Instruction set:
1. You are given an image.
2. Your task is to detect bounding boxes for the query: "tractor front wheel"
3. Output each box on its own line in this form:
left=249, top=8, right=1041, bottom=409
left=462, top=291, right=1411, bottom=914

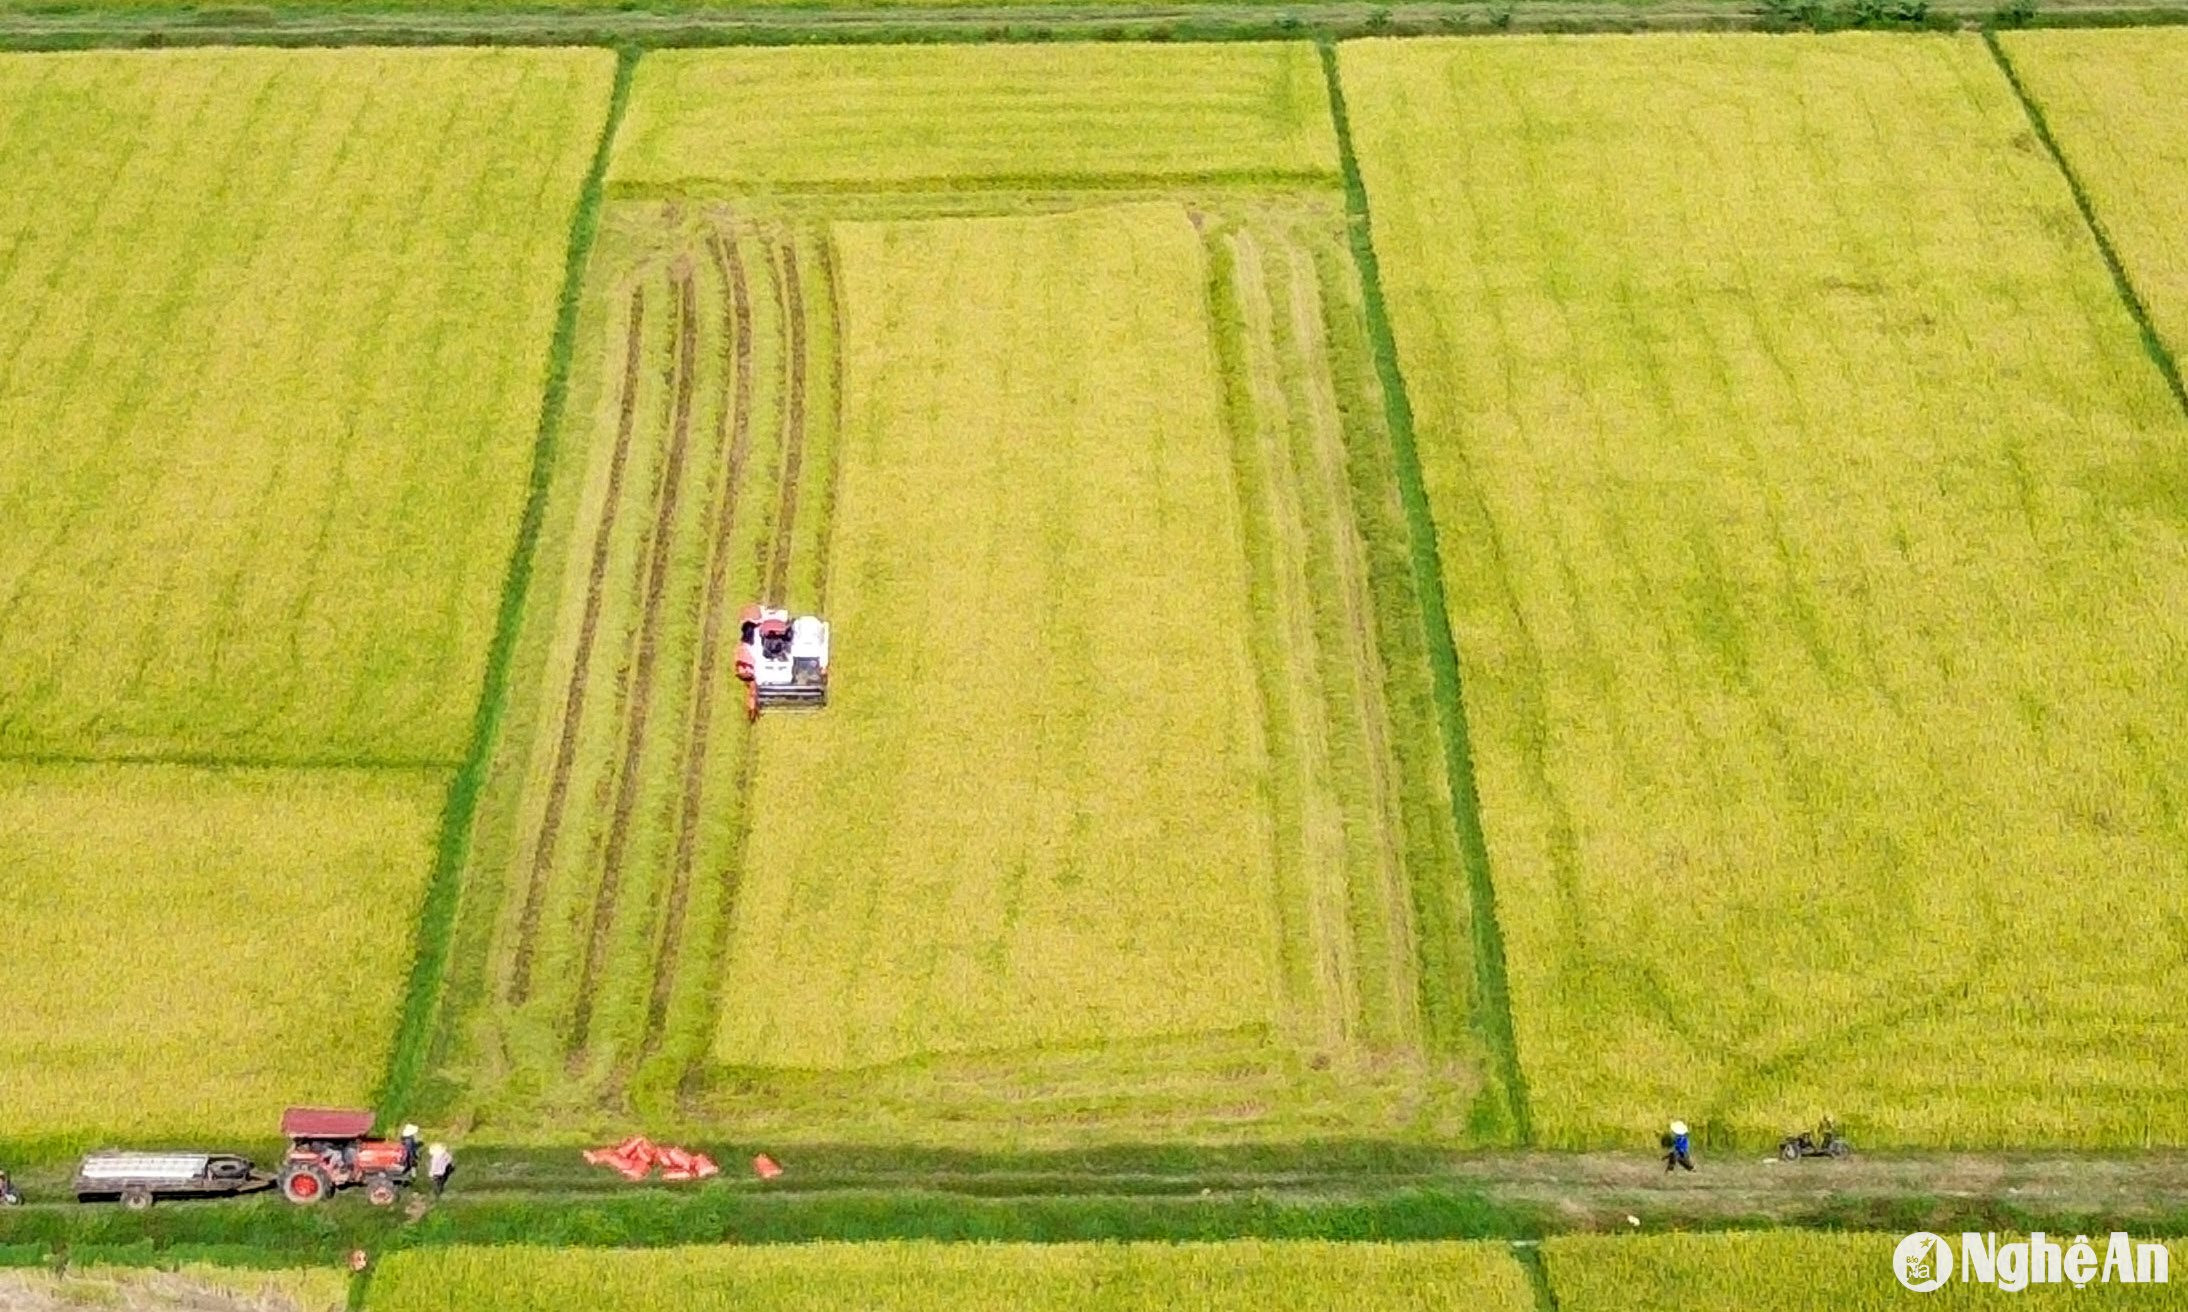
left=280, top=1163, right=332, bottom=1206
left=1778, top=1141, right=1800, bottom=1161
left=1827, top=1138, right=1852, bottom=1158
left=365, top=1176, right=399, bottom=1207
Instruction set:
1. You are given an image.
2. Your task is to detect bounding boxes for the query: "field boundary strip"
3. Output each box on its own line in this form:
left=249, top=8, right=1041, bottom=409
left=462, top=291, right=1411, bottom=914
left=1318, top=39, right=1530, bottom=1144
left=13, top=3, right=2188, bottom=53
left=1985, top=30, right=2188, bottom=419
left=376, top=47, right=639, bottom=1120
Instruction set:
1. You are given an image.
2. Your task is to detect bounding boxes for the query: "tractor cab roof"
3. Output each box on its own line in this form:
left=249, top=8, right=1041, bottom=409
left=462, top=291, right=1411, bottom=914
left=281, top=1107, right=376, bottom=1140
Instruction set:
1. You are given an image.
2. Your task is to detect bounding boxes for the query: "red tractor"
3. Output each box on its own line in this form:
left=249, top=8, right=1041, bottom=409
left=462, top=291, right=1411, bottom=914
left=277, top=1108, right=417, bottom=1206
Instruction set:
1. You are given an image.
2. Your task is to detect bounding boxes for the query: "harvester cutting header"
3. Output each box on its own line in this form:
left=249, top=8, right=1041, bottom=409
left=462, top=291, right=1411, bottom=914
left=735, top=605, right=829, bottom=719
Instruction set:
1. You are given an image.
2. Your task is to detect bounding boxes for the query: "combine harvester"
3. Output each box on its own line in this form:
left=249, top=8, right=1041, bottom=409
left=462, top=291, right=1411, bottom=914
left=735, top=605, right=829, bottom=720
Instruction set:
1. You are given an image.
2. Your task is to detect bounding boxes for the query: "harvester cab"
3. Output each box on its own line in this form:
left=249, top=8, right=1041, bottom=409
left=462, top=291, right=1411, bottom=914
left=278, top=1108, right=414, bottom=1206
left=735, top=605, right=829, bottom=719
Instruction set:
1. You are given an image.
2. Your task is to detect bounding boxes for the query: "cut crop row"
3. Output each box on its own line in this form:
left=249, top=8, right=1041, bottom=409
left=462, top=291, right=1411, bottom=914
left=422, top=203, right=841, bottom=1136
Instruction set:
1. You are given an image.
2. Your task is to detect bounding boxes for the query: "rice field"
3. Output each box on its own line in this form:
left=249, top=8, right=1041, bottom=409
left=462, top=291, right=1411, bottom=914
left=2003, top=30, right=2188, bottom=366
left=0, top=49, right=614, bottom=765
left=0, top=1266, right=349, bottom=1312
left=0, top=762, right=443, bottom=1141
left=365, top=1241, right=1535, bottom=1311
left=423, top=175, right=1484, bottom=1142
left=1344, top=33, right=2188, bottom=1147
left=608, top=44, right=1338, bottom=194
left=1546, top=1232, right=2188, bottom=1309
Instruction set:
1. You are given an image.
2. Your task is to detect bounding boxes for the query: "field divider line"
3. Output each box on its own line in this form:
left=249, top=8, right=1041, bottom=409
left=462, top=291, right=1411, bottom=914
left=1513, top=1241, right=1561, bottom=1312
left=1320, top=40, right=1532, bottom=1144
left=569, top=262, right=702, bottom=1059
left=377, top=48, right=638, bottom=1118
left=1985, top=31, right=2188, bottom=422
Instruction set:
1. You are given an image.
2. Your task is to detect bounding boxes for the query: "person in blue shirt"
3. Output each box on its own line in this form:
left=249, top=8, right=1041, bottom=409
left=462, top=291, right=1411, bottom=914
left=1664, top=1120, right=1694, bottom=1172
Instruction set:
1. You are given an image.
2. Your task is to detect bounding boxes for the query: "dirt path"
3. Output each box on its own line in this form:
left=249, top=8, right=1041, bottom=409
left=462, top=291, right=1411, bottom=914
left=9, top=0, right=2188, bottom=51
left=508, top=283, right=647, bottom=1006
left=1435, top=1150, right=2188, bottom=1229
left=569, top=264, right=702, bottom=1057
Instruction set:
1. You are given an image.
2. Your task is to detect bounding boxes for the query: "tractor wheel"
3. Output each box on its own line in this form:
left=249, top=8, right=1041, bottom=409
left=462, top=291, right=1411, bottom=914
left=365, top=1176, right=399, bottom=1207
left=1828, top=1138, right=1852, bottom=1158
left=1778, top=1141, right=1800, bottom=1161
left=280, top=1163, right=332, bottom=1206
left=121, top=1186, right=153, bottom=1211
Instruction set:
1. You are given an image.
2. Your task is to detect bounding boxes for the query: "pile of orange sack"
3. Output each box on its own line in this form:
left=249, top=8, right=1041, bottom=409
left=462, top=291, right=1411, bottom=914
left=581, top=1136, right=720, bottom=1182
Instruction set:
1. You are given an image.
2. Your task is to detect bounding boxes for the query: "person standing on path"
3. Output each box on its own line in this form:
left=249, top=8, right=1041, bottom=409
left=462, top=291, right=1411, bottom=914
left=427, top=1143, right=455, bottom=1198
left=1664, top=1120, right=1694, bottom=1172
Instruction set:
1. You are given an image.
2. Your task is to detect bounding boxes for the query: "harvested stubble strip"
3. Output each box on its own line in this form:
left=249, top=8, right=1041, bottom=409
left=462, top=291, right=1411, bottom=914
left=636, top=225, right=759, bottom=1072
left=568, top=265, right=703, bottom=1056
left=508, top=283, right=649, bottom=1008
left=440, top=205, right=821, bottom=1131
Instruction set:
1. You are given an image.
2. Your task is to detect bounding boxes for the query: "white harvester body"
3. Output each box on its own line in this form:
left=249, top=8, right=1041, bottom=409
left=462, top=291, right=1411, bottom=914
left=736, top=605, right=830, bottom=716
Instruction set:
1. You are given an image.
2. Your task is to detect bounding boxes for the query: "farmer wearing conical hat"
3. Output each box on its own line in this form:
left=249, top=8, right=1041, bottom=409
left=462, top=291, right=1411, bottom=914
left=1664, top=1120, right=1694, bottom=1172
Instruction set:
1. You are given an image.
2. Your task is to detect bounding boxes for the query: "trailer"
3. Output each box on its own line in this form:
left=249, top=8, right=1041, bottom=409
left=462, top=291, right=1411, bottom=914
left=75, top=1152, right=269, bottom=1209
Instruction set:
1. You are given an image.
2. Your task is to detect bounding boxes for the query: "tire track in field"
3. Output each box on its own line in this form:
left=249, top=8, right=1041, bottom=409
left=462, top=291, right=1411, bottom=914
left=636, top=225, right=756, bottom=1070
left=810, top=232, right=849, bottom=613
left=766, top=231, right=809, bottom=606
left=508, top=283, right=647, bottom=1006
left=568, top=262, right=701, bottom=1057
